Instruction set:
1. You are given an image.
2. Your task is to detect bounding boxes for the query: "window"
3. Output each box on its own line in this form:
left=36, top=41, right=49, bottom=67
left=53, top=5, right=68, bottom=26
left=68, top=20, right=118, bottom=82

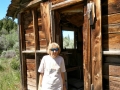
left=62, top=30, right=75, bottom=49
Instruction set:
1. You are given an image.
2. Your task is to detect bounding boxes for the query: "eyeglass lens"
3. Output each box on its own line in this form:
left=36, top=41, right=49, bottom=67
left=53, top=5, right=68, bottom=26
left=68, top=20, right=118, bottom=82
left=50, top=48, right=59, bottom=51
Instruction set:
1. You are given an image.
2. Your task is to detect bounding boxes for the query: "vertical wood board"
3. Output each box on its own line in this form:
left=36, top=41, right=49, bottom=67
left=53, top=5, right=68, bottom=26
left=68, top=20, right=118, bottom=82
left=40, top=1, right=51, bottom=45
left=91, top=0, right=102, bottom=90
left=83, top=5, right=91, bottom=90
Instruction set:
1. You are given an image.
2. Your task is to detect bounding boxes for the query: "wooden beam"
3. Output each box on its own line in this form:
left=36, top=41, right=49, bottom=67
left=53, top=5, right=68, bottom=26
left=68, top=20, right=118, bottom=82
left=40, top=1, right=51, bottom=45
left=32, top=9, right=39, bottom=50
left=52, top=0, right=83, bottom=10
left=103, top=51, right=120, bottom=55
left=19, top=13, right=27, bottom=90
left=91, top=0, right=102, bottom=90
left=25, top=0, right=42, bottom=8
left=83, top=4, right=91, bottom=90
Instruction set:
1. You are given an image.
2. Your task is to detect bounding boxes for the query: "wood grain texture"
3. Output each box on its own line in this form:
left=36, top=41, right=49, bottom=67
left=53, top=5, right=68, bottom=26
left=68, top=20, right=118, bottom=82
left=40, top=1, right=51, bottom=45
left=27, top=71, right=36, bottom=78
left=102, top=33, right=120, bottom=50
left=103, top=75, right=120, bottom=90
left=102, top=24, right=120, bottom=34
left=102, top=1, right=120, bottom=15
left=103, top=63, right=120, bottom=76
left=83, top=5, right=91, bottom=90
left=91, top=0, right=102, bottom=90
left=102, top=13, right=120, bottom=25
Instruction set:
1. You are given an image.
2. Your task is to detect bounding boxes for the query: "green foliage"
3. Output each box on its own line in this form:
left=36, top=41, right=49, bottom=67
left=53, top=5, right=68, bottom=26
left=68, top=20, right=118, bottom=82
left=1, top=17, right=17, bottom=33
left=0, top=65, right=5, bottom=71
left=0, top=58, right=21, bottom=90
left=0, top=31, right=18, bottom=51
left=0, top=20, right=3, bottom=30
left=0, top=17, right=18, bottom=52
left=0, top=17, right=20, bottom=90
left=63, top=35, right=74, bottom=49
left=10, top=58, right=20, bottom=70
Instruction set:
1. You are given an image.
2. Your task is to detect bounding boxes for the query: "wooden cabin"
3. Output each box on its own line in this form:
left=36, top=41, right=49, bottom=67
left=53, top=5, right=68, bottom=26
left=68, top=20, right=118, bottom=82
left=6, top=0, right=120, bottom=90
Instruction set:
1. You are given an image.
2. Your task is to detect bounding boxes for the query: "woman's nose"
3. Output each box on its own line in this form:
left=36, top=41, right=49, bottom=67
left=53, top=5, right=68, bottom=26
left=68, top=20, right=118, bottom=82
left=53, top=50, right=56, bottom=52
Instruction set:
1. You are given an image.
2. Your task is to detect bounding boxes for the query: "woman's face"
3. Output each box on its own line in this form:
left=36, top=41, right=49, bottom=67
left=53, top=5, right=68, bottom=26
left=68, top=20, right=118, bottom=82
left=49, top=46, right=59, bottom=58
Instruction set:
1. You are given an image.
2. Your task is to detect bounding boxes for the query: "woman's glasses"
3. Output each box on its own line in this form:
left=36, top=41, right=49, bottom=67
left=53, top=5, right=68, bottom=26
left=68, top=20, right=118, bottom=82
left=50, top=48, right=59, bottom=51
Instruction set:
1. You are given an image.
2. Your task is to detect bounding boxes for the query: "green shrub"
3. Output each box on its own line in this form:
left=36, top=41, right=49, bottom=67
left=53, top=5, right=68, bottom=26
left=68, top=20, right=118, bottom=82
left=10, top=58, right=20, bottom=70
left=0, top=65, right=5, bottom=71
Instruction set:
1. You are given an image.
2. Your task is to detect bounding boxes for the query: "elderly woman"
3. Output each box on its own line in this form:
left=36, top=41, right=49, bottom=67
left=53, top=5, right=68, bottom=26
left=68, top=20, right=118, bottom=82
left=38, top=42, right=66, bottom=90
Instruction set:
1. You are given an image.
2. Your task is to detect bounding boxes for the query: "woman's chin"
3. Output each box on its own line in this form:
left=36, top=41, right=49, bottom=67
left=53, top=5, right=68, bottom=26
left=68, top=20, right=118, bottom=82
left=51, top=55, right=57, bottom=58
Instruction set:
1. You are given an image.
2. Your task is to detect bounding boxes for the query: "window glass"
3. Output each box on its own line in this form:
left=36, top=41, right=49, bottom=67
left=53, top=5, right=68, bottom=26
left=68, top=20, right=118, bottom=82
left=62, top=30, right=74, bottom=49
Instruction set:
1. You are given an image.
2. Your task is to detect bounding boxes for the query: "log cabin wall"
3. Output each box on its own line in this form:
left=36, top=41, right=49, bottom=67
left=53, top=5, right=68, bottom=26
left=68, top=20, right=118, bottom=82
left=19, top=4, right=49, bottom=89
left=102, top=0, right=120, bottom=89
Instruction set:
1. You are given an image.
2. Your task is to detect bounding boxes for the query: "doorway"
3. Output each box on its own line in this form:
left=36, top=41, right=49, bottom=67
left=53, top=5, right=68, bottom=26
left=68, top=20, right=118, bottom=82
left=52, top=2, right=84, bottom=90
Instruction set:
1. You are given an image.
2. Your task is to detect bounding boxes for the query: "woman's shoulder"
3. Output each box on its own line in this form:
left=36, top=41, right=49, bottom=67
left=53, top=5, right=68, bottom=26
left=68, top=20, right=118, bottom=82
left=43, top=55, right=50, bottom=58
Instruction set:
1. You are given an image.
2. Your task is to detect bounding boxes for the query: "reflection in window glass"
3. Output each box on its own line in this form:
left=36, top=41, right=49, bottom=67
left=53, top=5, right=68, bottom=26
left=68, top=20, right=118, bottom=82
left=62, top=30, right=74, bottom=49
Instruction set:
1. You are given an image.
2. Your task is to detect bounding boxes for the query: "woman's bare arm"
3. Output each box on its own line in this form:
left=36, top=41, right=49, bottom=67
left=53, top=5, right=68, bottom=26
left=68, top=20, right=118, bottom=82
left=61, top=72, right=66, bottom=90
left=38, top=73, right=44, bottom=88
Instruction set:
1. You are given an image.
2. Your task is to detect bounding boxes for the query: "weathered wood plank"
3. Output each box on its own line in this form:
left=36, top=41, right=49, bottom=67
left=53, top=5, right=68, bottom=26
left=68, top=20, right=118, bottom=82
left=103, top=51, right=120, bottom=55
left=102, top=24, right=120, bottom=34
left=25, top=28, right=33, bottom=34
left=83, top=5, right=91, bottom=90
left=102, top=13, right=120, bottom=25
left=39, top=39, right=47, bottom=45
left=50, top=0, right=65, bottom=5
left=25, top=41, right=35, bottom=47
left=102, top=1, right=120, bottom=15
left=39, top=31, right=46, bottom=39
left=27, top=78, right=36, bottom=87
left=26, top=47, right=35, bottom=50
left=66, top=13, right=83, bottom=27
left=24, top=23, right=33, bottom=29
left=40, top=1, right=51, bottom=45
left=25, top=0, right=41, bottom=8
left=103, top=75, right=120, bottom=90
left=102, top=33, right=120, bottom=50
left=27, top=71, right=36, bottom=78
left=27, top=85, right=36, bottom=90
left=27, top=62, right=36, bottom=70
left=32, top=9, right=39, bottom=50
left=52, top=0, right=83, bottom=10
left=25, top=33, right=34, bottom=41
left=19, top=13, right=27, bottom=90
left=91, top=0, right=102, bottom=90
left=103, top=75, right=120, bottom=82
left=26, top=59, right=35, bottom=63
left=103, top=63, right=120, bottom=76
left=102, top=0, right=120, bottom=5
left=59, top=3, right=83, bottom=14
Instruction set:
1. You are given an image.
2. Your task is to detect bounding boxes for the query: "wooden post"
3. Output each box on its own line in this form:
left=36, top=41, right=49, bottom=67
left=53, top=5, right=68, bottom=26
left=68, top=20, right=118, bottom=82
left=83, top=2, right=91, bottom=90
left=40, top=1, right=51, bottom=45
left=32, top=9, right=39, bottom=90
left=91, top=0, right=102, bottom=90
left=19, top=13, right=27, bottom=90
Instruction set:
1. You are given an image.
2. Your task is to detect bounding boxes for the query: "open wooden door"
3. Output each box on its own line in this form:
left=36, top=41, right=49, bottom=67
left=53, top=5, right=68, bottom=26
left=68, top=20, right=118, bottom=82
left=83, top=0, right=102, bottom=90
